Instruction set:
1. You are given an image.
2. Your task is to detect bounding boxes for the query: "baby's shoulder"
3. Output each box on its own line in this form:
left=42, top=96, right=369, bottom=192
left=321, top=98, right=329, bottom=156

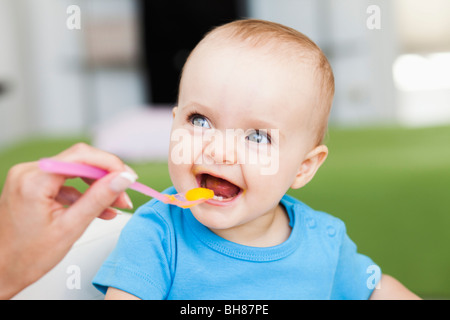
left=132, top=197, right=181, bottom=227
left=282, top=194, right=347, bottom=237
left=133, top=186, right=182, bottom=216
left=124, top=187, right=185, bottom=239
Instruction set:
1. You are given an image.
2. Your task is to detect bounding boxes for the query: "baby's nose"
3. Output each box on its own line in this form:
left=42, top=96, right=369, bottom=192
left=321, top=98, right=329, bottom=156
left=203, top=129, right=241, bottom=165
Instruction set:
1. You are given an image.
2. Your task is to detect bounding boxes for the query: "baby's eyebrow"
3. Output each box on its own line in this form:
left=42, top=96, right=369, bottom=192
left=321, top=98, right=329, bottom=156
left=247, top=117, right=278, bottom=130
left=182, top=101, right=212, bottom=113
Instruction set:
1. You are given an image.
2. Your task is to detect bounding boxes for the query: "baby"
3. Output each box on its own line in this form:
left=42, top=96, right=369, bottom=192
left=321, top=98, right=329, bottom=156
left=93, top=19, right=419, bottom=300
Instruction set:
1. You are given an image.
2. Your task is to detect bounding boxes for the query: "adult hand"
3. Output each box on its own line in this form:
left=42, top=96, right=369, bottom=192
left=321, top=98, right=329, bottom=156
left=0, top=143, right=137, bottom=299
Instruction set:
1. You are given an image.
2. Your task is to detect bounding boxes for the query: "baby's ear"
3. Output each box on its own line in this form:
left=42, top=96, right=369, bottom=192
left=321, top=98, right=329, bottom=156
left=172, top=106, right=178, bottom=119
left=290, top=145, right=328, bottom=189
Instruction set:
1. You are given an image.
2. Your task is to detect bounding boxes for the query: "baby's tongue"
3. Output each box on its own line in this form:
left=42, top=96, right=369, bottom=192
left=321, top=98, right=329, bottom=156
left=204, top=175, right=240, bottom=198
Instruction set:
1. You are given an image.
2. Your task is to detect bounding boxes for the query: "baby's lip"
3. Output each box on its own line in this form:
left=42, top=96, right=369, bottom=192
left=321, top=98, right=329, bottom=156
left=194, top=171, right=244, bottom=206
left=194, top=172, right=243, bottom=206
left=194, top=170, right=243, bottom=191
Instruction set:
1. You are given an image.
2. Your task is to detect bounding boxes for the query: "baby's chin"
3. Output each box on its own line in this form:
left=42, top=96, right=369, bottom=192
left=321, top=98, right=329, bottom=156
left=190, top=204, right=242, bottom=231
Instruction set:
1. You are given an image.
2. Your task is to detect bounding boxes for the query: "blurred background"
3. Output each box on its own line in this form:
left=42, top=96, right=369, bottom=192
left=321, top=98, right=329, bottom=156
left=0, top=0, right=449, bottom=299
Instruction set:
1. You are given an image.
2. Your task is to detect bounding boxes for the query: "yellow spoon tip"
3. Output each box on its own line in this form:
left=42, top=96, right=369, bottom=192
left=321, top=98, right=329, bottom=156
left=185, top=187, right=214, bottom=201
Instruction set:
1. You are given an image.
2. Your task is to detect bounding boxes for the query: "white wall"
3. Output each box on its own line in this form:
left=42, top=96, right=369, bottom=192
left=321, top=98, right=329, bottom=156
left=2, top=0, right=448, bottom=150
left=0, top=0, right=31, bottom=147
left=26, top=0, right=145, bottom=135
left=0, top=0, right=145, bottom=149
left=393, top=0, right=450, bottom=126
left=22, top=0, right=86, bottom=135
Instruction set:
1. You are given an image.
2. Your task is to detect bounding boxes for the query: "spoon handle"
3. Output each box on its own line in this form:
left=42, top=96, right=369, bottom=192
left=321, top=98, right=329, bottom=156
left=38, top=158, right=169, bottom=203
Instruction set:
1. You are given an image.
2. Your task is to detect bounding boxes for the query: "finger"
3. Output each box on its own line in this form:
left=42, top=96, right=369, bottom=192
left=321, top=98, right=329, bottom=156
left=12, top=162, right=67, bottom=202
left=114, top=192, right=134, bottom=210
left=55, top=186, right=83, bottom=206
left=3, top=162, right=37, bottom=194
left=58, top=171, right=136, bottom=239
left=98, top=207, right=119, bottom=220
left=56, top=186, right=132, bottom=211
left=55, top=187, right=130, bottom=218
left=80, top=177, right=133, bottom=209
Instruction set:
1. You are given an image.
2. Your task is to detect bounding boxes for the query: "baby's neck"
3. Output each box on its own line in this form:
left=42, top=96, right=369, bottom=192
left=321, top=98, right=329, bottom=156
left=211, top=203, right=291, bottom=247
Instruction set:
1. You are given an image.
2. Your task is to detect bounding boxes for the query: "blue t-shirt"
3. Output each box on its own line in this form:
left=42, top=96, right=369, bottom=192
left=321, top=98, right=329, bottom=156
left=93, top=186, right=380, bottom=299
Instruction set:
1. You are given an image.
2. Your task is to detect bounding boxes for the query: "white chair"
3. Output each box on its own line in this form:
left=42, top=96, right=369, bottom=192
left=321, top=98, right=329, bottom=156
left=11, top=213, right=131, bottom=300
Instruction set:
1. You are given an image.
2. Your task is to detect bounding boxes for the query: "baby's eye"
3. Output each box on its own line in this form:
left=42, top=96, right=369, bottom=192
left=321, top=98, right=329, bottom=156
left=246, top=130, right=271, bottom=144
left=189, top=114, right=211, bottom=128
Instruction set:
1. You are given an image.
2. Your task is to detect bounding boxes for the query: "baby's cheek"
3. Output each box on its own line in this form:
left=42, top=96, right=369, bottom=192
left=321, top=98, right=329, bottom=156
left=249, top=171, right=291, bottom=203
left=168, top=159, right=188, bottom=190
left=168, top=131, right=197, bottom=167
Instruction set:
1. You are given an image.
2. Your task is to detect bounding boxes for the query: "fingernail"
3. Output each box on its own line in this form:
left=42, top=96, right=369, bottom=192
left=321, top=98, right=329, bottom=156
left=125, top=165, right=138, bottom=178
left=114, top=208, right=125, bottom=215
left=123, top=192, right=133, bottom=209
left=109, top=172, right=137, bottom=193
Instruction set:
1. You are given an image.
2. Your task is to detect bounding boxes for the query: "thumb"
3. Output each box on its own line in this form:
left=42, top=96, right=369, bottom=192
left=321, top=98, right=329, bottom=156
left=59, top=171, right=137, bottom=237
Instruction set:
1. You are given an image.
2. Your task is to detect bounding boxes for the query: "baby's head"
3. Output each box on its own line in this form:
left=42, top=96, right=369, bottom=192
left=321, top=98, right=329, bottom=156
left=168, top=19, right=334, bottom=234
left=180, top=19, right=334, bottom=145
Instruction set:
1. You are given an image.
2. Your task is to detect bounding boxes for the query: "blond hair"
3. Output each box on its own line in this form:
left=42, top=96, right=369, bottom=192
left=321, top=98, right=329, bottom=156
left=181, top=19, right=335, bottom=145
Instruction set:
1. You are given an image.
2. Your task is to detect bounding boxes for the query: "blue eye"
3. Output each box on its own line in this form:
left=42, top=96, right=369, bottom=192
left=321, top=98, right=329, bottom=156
left=190, top=114, right=211, bottom=128
left=246, top=130, right=270, bottom=144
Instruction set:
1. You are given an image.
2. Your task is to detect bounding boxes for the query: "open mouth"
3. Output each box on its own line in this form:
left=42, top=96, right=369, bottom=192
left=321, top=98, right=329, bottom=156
left=196, top=173, right=242, bottom=203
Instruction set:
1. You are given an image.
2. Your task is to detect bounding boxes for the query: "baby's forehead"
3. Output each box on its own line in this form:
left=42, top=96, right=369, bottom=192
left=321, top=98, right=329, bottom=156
left=183, top=29, right=325, bottom=103
left=181, top=47, right=317, bottom=131
left=184, top=37, right=319, bottom=99
left=183, top=39, right=320, bottom=106
left=186, top=36, right=320, bottom=93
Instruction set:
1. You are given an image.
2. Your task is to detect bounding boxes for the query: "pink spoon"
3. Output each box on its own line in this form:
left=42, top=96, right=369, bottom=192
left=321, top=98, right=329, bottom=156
left=38, top=158, right=213, bottom=209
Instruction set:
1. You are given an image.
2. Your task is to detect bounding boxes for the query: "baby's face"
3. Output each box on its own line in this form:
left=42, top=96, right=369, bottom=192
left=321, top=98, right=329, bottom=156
left=168, top=43, right=322, bottom=234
